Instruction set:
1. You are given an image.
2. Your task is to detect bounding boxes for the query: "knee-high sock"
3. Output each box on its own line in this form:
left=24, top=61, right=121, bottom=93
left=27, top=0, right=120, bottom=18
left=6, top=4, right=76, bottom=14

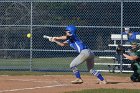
left=90, top=69, right=104, bottom=81
left=71, top=67, right=81, bottom=79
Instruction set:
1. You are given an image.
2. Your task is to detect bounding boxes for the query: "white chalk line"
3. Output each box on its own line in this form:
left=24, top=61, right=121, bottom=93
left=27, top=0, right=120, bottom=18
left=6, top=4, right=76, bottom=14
left=7, top=79, right=55, bottom=83
left=6, top=78, right=65, bottom=87
left=0, top=75, right=71, bottom=93
left=0, top=77, right=70, bottom=93
left=0, top=84, right=69, bottom=93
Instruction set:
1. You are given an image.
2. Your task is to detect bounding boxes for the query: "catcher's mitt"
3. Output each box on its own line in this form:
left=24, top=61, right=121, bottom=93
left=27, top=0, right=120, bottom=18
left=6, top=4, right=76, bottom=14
left=116, top=45, right=125, bottom=55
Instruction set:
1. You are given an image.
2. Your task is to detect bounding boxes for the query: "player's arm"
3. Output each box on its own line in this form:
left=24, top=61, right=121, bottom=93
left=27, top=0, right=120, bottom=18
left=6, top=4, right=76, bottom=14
left=53, top=36, right=67, bottom=41
left=54, top=41, right=68, bottom=46
left=123, top=53, right=139, bottom=60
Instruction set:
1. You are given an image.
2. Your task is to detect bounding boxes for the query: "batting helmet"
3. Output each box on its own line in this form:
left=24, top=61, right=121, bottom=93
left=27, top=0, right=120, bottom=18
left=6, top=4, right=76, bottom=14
left=65, top=25, right=77, bottom=35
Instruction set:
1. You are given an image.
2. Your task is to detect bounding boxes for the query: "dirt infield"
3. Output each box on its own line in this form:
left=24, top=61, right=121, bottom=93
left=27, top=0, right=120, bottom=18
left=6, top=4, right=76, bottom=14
left=0, top=75, right=140, bottom=93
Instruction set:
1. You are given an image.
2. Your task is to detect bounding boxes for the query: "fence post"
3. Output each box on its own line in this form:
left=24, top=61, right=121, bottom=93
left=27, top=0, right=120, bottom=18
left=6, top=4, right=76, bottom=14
left=29, top=2, right=33, bottom=71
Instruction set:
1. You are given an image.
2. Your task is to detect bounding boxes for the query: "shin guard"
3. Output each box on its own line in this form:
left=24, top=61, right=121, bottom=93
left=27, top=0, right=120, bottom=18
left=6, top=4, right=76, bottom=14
left=90, top=69, right=104, bottom=81
left=71, top=66, right=81, bottom=79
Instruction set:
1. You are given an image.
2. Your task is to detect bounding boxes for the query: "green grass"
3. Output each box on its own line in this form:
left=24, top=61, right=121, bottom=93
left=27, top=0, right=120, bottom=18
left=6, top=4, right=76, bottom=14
left=0, top=71, right=131, bottom=77
left=0, top=57, right=114, bottom=71
left=0, top=71, right=72, bottom=76
left=65, top=89, right=140, bottom=93
left=0, top=57, right=131, bottom=75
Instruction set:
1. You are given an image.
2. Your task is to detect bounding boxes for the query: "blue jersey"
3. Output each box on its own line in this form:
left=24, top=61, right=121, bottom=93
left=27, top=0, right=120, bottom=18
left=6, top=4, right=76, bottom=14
left=66, top=35, right=88, bottom=53
left=122, top=32, right=138, bottom=43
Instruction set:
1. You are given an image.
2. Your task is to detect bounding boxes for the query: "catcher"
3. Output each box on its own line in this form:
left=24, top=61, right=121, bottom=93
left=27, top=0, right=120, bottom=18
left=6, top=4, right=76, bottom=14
left=49, top=25, right=107, bottom=84
left=123, top=42, right=140, bottom=82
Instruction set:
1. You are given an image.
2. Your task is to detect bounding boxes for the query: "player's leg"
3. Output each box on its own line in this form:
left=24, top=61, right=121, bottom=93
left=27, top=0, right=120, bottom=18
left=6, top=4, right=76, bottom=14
left=90, top=69, right=107, bottom=84
left=87, top=60, right=106, bottom=84
left=86, top=57, right=94, bottom=72
left=70, top=51, right=89, bottom=84
left=130, top=62, right=140, bottom=82
left=86, top=52, right=107, bottom=84
left=130, top=72, right=140, bottom=82
left=70, top=66, right=83, bottom=84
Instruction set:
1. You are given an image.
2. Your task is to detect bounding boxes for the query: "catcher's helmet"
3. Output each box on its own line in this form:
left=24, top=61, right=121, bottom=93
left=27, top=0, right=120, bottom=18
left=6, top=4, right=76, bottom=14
left=65, top=25, right=77, bottom=35
left=131, top=42, right=137, bottom=45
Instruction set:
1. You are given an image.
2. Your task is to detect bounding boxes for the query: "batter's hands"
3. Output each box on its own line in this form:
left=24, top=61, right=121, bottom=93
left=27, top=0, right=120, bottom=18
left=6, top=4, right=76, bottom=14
left=47, top=37, right=53, bottom=42
left=51, top=37, right=57, bottom=42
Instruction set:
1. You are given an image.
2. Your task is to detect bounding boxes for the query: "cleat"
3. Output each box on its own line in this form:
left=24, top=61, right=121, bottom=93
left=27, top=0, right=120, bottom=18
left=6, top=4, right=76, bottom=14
left=71, top=78, right=83, bottom=84
left=97, top=79, right=107, bottom=84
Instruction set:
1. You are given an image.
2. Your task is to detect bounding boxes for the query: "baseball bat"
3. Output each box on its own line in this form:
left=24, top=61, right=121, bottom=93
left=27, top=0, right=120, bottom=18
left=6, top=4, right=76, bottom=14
left=43, top=35, right=52, bottom=39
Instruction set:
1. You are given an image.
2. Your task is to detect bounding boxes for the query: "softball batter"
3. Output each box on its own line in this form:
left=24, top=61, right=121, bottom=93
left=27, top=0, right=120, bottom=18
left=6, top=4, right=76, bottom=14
left=50, top=25, right=107, bottom=84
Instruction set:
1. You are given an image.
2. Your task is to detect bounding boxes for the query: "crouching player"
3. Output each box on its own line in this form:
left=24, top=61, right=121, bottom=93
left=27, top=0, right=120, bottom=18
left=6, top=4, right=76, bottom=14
left=123, top=42, right=140, bottom=82
left=50, top=25, right=107, bottom=84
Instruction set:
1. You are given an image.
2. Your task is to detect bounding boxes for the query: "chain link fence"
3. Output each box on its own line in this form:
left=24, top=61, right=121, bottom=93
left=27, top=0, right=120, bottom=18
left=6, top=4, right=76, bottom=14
left=0, top=0, right=140, bottom=72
